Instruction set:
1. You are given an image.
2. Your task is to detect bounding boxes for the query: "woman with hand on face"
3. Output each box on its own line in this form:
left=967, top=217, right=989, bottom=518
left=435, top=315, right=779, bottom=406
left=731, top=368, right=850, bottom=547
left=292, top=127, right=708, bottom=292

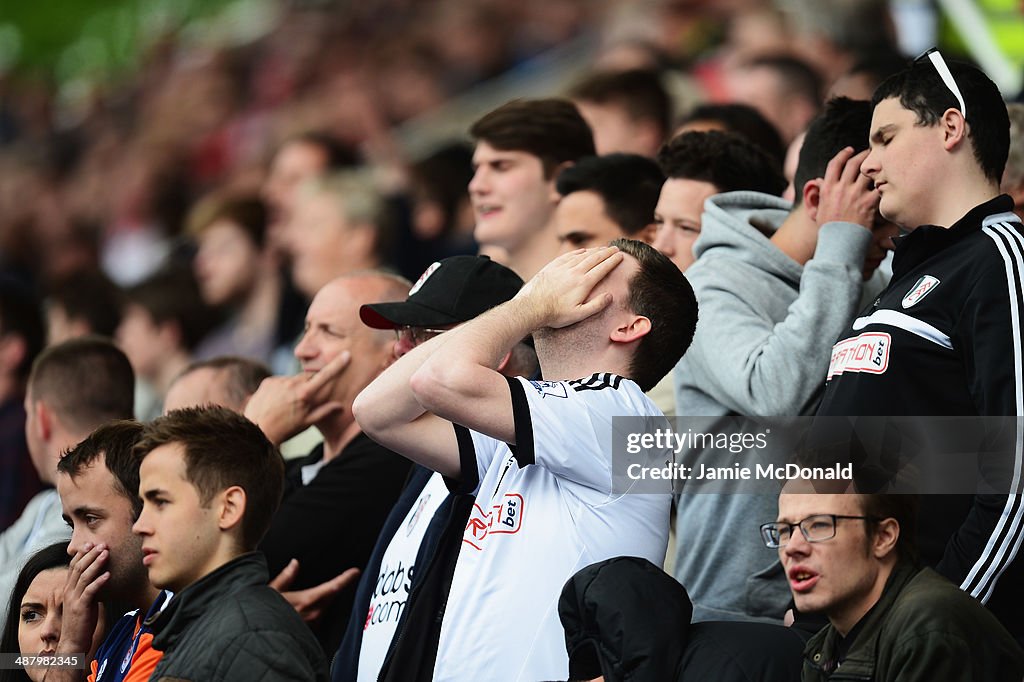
left=0, top=543, right=107, bottom=682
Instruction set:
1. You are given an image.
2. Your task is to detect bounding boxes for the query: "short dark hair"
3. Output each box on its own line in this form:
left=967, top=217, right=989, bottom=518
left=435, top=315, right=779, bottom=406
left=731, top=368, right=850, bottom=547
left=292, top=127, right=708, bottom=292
left=745, top=54, right=824, bottom=109
left=470, top=99, right=596, bottom=179
left=46, top=269, right=123, bottom=340
left=135, top=406, right=283, bottom=550
left=846, top=51, right=910, bottom=92
left=188, top=194, right=269, bottom=250
left=859, top=493, right=919, bottom=565
left=28, top=336, right=134, bottom=434
left=872, top=55, right=1009, bottom=183
left=793, top=97, right=873, bottom=206
left=123, top=266, right=216, bottom=352
left=0, top=277, right=45, bottom=383
left=569, top=69, right=673, bottom=141
left=657, top=131, right=787, bottom=196
left=611, top=238, right=698, bottom=392
left=556, top=154, right=665, bottom=236
left=677, top=103, right=786, bottom=168
left=58, top=420, right=145, bottom=519
left=174, top=356, right=271, bottom=411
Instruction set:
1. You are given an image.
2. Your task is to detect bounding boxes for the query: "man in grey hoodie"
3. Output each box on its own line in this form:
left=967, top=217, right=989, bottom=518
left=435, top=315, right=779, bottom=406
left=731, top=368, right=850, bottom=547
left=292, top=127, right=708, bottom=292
left=673, top=97, right=899, bottom=623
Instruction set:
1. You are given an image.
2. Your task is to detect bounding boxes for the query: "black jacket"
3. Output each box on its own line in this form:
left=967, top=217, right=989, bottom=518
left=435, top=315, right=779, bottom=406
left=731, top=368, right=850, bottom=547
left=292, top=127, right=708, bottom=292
left=816, top=195, right=1024, bottom=641
left=260, top=434, right=411, bottom=654
left=558, top=556, right=806, bottom=682
left=146, top=552, right=328, bottom=681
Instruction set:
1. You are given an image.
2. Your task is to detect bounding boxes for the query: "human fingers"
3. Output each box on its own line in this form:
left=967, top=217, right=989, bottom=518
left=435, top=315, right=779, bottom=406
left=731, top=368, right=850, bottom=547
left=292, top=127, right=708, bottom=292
left=843, top=149, right=872, bottom=188
left=268, top=558, right=299, bottom=592
left=303, top=351, right=352, bottom=396
left=823, top=146, right=856, bottom=185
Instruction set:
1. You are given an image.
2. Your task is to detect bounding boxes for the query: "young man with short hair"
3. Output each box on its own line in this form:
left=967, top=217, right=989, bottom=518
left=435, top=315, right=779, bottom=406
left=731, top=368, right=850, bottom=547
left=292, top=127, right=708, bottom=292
left=132, top=406, right=327, bottom=681
left=767, top=492, right=1024, bottom=680
left=552, top=153, right=664, bottom=252
left=54, top=420, right=166, bottom=682
left=671, top=99, right=899, bottom=625
left=354, top=240, right=698, bottom=680
left=652, top=130, right=788, bottom=273
left=0, top=337, right=134, bottom=617
left=469, top=99, right=595, bottom=280
left=568, top=68, right=672, bottom=157
left=816, top=51, right=1024, bottom=641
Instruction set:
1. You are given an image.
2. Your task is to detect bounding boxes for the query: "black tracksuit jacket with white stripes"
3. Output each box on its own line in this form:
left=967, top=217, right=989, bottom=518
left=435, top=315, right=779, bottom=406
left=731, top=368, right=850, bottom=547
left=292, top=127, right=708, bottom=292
left=817, top=194, right=1024, bottom=643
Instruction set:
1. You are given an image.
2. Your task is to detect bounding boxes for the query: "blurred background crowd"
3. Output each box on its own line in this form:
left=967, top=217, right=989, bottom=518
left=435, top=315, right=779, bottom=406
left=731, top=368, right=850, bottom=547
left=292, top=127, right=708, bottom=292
left=0, top=0, right=1023, bottom=418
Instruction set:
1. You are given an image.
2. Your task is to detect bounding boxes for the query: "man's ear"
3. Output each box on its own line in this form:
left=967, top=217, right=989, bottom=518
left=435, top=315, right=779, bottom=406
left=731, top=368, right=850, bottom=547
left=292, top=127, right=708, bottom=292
left=871, top=517, right=900, bottom=560
left=802, top=179, right=822, bottom=221
left=940, top=108, right=968, bottom=152
left=611, top=315, right=652, bottom=345
left=218, top=485, right=247, bottom=534
left=35, top=400, right=54, bottom=442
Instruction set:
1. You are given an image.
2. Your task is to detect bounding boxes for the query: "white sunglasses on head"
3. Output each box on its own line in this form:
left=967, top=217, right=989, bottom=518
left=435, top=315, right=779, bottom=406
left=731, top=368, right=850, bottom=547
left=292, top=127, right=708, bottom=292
left=918, top=47, right=967, bottom=119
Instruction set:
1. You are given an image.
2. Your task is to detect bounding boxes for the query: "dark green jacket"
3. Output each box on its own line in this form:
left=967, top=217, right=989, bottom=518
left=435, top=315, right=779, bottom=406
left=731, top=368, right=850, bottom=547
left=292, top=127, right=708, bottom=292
left=802, top=562, right=1024, bottom=681
left=146, top=552, right=328, bottom=681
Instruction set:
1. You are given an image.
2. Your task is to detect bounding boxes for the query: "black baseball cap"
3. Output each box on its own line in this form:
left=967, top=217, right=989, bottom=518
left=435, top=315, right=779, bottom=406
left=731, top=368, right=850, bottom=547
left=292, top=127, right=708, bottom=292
left=360, top=255, right=524, bottom=329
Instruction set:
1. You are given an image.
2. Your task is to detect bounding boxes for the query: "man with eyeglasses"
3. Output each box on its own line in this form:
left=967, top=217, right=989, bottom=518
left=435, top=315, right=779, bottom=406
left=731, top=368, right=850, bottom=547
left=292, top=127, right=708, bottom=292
left=767, top=492, right=1023, bottom=680
left=815, top=50, right=1024, bottom=642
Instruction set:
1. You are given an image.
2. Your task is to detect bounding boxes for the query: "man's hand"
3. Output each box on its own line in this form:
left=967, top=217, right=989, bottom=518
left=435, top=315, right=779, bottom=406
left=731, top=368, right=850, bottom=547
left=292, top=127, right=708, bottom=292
left=56, top=544, right=107, bottom=657
left=516, top=246, right=623, bottom=329
left=244, top=351, right=350, bottom=445
left=814, top=146, right=880, bottom=230
left=269, top=558, right=360, bottom=623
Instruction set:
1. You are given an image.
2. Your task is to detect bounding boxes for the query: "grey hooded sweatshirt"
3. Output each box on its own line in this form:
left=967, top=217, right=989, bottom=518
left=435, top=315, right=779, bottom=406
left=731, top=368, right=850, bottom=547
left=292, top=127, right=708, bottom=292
left=672, top=191, right=873, bottom=623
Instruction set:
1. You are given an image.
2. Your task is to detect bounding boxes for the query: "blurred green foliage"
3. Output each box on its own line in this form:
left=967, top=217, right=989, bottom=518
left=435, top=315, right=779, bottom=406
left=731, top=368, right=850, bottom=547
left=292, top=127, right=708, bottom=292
left=0, top=0, right=237, bottom=80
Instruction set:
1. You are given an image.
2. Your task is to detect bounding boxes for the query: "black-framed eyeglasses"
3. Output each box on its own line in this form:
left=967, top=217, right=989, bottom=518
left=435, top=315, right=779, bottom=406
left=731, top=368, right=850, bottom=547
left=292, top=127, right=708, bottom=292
left=916, top=47, right=967, bottom=119
left=760, top=514, right=879, bottom=549
left=394, top=325, right=449, bottom=346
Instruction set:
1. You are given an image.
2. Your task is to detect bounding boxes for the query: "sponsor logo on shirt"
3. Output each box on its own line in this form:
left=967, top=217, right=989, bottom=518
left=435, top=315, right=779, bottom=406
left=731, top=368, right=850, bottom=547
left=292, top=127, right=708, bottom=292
left=463, top=493, right=524, bottom=550
left=828, top=332, right=891, bottom=379
left=529, top=380, right=568, bottom=399
left=365, top=559, right=414, bottom=630
left=901, top=275, right=940, bottom=309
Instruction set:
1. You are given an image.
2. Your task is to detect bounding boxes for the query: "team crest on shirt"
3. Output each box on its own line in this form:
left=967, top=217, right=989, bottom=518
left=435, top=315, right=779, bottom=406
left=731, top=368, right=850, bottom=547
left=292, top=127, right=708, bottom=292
left=529, top=380, right=568, bottom=399
left=463, top=493, right=524, bottom=550
left=901, top=275, right=940, bottom=309
left=408, top=261, right=441, bottom=295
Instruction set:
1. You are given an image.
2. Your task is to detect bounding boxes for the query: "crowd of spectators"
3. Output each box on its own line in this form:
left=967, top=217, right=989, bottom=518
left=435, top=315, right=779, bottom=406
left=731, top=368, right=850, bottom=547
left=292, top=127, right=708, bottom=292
left=2, top=0, right=1024, bottom=681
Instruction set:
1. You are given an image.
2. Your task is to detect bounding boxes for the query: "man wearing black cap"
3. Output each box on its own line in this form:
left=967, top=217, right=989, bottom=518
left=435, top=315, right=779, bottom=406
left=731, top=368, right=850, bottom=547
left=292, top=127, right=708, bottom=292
left=332, top=255, right=535, bottom=682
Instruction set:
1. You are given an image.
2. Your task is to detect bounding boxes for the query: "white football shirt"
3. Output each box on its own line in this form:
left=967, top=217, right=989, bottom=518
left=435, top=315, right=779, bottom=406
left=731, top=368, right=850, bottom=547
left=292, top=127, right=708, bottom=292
left=432, top=374, right=671, bottom=682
